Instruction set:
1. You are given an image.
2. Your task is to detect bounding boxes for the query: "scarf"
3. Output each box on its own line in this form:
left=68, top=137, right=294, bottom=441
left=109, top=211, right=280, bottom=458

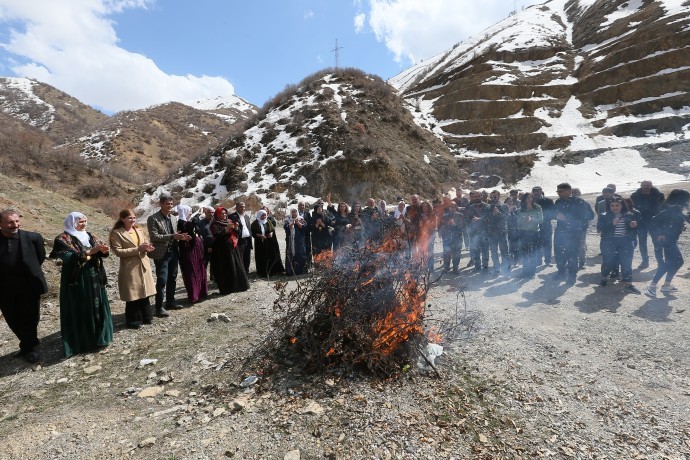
left=257, top=210, right=268, bottom=235
left=177, top=204, right=192, bottom=222
left=64, top=212, right=91, bottom=248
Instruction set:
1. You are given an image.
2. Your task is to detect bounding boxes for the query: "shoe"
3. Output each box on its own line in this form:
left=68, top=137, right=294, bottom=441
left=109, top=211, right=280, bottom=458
left=600, top=279, right=607, bottom=287
left=166, top=304, right=184, bottom=310
left=466, top=260, right=474, bottom=268
left=452, top=268, right=459, bottom=274
left=638, top=260, right=649, bottom=269
left=155, top=307, right=169, bottom=318
left=126, top=323, right=141, bottom=330
left=624, top=284, right=641, bottom=294
left=660, top=285, right=678, bottom=293
left=644, top=286, right=656, bottom=298
left=20, top=351, right=40, bottom=364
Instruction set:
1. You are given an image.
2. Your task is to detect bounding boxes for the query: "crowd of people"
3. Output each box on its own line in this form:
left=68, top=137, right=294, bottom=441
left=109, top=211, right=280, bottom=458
left=0, top=181, right=688, bottom=363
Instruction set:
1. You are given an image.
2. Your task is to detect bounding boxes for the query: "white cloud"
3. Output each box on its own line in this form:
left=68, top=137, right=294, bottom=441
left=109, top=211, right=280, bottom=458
left=362, top=0, right=541, bottom=63
left=304, top=9, right=314, bottom=20
left=354, top=12, right=366, bottom=32
left=0, top=0, right=235, bottom=113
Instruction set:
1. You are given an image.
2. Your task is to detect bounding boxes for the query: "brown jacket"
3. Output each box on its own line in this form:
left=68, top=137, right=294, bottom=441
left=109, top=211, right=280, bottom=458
left=109, top=226, right=156, bottom=302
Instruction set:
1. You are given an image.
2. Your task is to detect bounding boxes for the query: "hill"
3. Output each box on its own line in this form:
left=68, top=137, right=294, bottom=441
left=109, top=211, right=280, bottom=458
left=0, top=78, right=257, bottom=210
left=141, top=68, right=465, bottom=213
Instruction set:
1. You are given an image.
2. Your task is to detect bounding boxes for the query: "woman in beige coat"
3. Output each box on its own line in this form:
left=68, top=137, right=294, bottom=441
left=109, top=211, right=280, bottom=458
left=109, top=210, right=157, bottom=329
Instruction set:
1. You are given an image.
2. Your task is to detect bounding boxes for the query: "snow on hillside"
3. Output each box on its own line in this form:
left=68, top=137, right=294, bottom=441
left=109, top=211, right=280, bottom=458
left=139, top=74, right=355, bottom=216
left=390, top=0, right=690, bottom=194
left=183, top=95, right=257, bottom=123
left=0, top=77, right=55, bottom=129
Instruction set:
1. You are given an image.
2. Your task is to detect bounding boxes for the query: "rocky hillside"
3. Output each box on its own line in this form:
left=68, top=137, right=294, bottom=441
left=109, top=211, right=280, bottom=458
left=141, top=68, right=464, bottom=212
left=0, top=77, right=257, bottom=204
left=391, top=0, right=690, bottom=184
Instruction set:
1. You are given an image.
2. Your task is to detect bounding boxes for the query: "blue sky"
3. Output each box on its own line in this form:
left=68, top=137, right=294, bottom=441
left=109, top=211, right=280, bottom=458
left=0, top=0, right=541, bottom=113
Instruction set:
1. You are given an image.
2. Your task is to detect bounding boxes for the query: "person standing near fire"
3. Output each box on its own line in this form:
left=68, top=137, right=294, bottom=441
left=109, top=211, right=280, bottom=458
left=552, top=183, right=589, bottom=285
left=0, top=209, right=48, bottom=364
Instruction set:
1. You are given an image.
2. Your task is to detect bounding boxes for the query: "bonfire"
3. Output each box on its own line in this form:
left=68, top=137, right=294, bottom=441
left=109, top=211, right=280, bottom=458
left=254, top=222, right=460, bottom=377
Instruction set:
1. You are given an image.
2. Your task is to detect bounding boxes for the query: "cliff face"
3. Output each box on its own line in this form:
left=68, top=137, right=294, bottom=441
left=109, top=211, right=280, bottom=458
left=391, top=0, right=690, bottom=184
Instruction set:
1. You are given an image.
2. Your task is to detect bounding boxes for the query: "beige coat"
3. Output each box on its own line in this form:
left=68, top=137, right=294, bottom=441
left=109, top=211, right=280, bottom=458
left=109, top=226, right=156, bottom=302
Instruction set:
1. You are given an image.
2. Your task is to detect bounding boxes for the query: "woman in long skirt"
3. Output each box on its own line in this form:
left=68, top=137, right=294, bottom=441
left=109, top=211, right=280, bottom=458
left=209, top=207, right=250, bottom=295
left=284, top=208, right=308, bottom=275
left=50, top=212, right=113, bottom=357
left=176, top=205, right=208, bottom=303
left=251, top=209, right=284, bottom=278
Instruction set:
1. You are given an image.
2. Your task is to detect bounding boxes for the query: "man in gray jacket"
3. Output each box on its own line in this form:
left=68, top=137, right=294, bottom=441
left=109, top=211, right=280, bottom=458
left=147, top=194, right=191, bottom=317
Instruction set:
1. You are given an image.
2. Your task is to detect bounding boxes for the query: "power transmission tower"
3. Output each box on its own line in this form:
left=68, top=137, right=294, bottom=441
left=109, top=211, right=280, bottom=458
left=331, top=39, right=343, bottom=69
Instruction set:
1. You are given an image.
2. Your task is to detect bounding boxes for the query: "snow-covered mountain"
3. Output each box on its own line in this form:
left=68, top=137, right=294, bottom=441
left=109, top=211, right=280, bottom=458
left=139, top=69, right=463, bottom=213
left=183, top=95, right=257, bottom=124
left=390, top=0, right=690, bottom=190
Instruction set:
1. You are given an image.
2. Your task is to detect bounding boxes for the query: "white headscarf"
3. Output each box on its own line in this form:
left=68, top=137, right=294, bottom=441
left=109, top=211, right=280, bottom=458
left=176, top=204, right=192, bottom=222
left=64, top=212, right=91, bottom=247
left=257, top=209, right=268, bottom=235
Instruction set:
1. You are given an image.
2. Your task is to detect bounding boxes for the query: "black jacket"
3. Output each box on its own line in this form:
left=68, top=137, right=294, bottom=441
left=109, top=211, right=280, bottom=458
left=630, top=188, right=664, bottom=222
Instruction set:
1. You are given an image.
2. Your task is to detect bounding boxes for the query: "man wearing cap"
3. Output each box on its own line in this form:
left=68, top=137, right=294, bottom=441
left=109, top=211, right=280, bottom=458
left=0, top=208, right=48, bottom=364
left=532, top=186, right=554, bottom=266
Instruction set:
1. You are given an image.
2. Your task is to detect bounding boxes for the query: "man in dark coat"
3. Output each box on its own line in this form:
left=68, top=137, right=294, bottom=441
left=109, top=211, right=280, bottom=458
left=438, top=195, right=464, bottom=273
left=147, top=194, right=191, bottom=316
left=486, top=190, right=510, bottom=275
left=229, top=201, right=253, bottom=274
left=464, top=191, right=490, bottom=271
left=631, top=180, right=665, bottom=268
left=0, top=209, right=48, bottom=363
left=552, top=183, right=589, bottom=285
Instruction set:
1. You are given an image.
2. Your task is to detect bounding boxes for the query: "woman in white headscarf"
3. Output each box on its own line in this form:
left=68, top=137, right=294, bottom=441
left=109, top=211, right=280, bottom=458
left=175, top=204, right=208, bottom=303
left=49, top=212, right=113, bottom=357
left=250, top=209, right=284, bottom=278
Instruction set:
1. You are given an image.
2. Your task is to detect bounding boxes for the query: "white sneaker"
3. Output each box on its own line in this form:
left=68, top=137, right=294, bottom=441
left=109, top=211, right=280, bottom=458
left=660, top=285, right=678, bottom=293
left=644, top=286, right=656, bottom=298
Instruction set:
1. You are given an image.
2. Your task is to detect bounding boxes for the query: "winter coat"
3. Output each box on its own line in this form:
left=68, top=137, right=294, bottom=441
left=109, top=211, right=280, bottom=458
left=109, top=226, right=156, bottom=302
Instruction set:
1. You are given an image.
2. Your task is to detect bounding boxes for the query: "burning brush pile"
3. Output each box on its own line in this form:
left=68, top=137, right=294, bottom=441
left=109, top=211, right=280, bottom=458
left=254, top=226, right=466, bottom=378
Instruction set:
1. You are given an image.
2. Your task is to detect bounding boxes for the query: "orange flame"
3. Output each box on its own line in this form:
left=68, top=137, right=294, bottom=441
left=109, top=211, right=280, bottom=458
left=326, top=347, right=336, bottom=357
left=289, top=337, right=298, bottom=344
left=372, top=273, right=426, bottom=355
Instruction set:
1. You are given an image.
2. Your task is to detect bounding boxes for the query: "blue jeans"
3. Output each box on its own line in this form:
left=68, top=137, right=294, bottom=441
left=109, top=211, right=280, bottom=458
left=469, top=233, right=489, bottom=269
left=487, top=233, right=509, bottom=272
left=154, top=248, right=179, bottom=309
left=600, top=236, right=634, bottom=282
left=652, top=242, right=684, bottom=285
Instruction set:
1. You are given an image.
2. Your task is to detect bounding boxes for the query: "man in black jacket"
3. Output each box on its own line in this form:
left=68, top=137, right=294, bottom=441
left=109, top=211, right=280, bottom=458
left=0, top=209, right=48, bottom=363
left=631, top=180, right=665, bottom=268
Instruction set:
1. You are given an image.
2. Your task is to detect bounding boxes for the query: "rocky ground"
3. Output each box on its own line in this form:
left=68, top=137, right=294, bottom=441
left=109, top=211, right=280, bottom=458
left=1, top=186, right=689, bottom=459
